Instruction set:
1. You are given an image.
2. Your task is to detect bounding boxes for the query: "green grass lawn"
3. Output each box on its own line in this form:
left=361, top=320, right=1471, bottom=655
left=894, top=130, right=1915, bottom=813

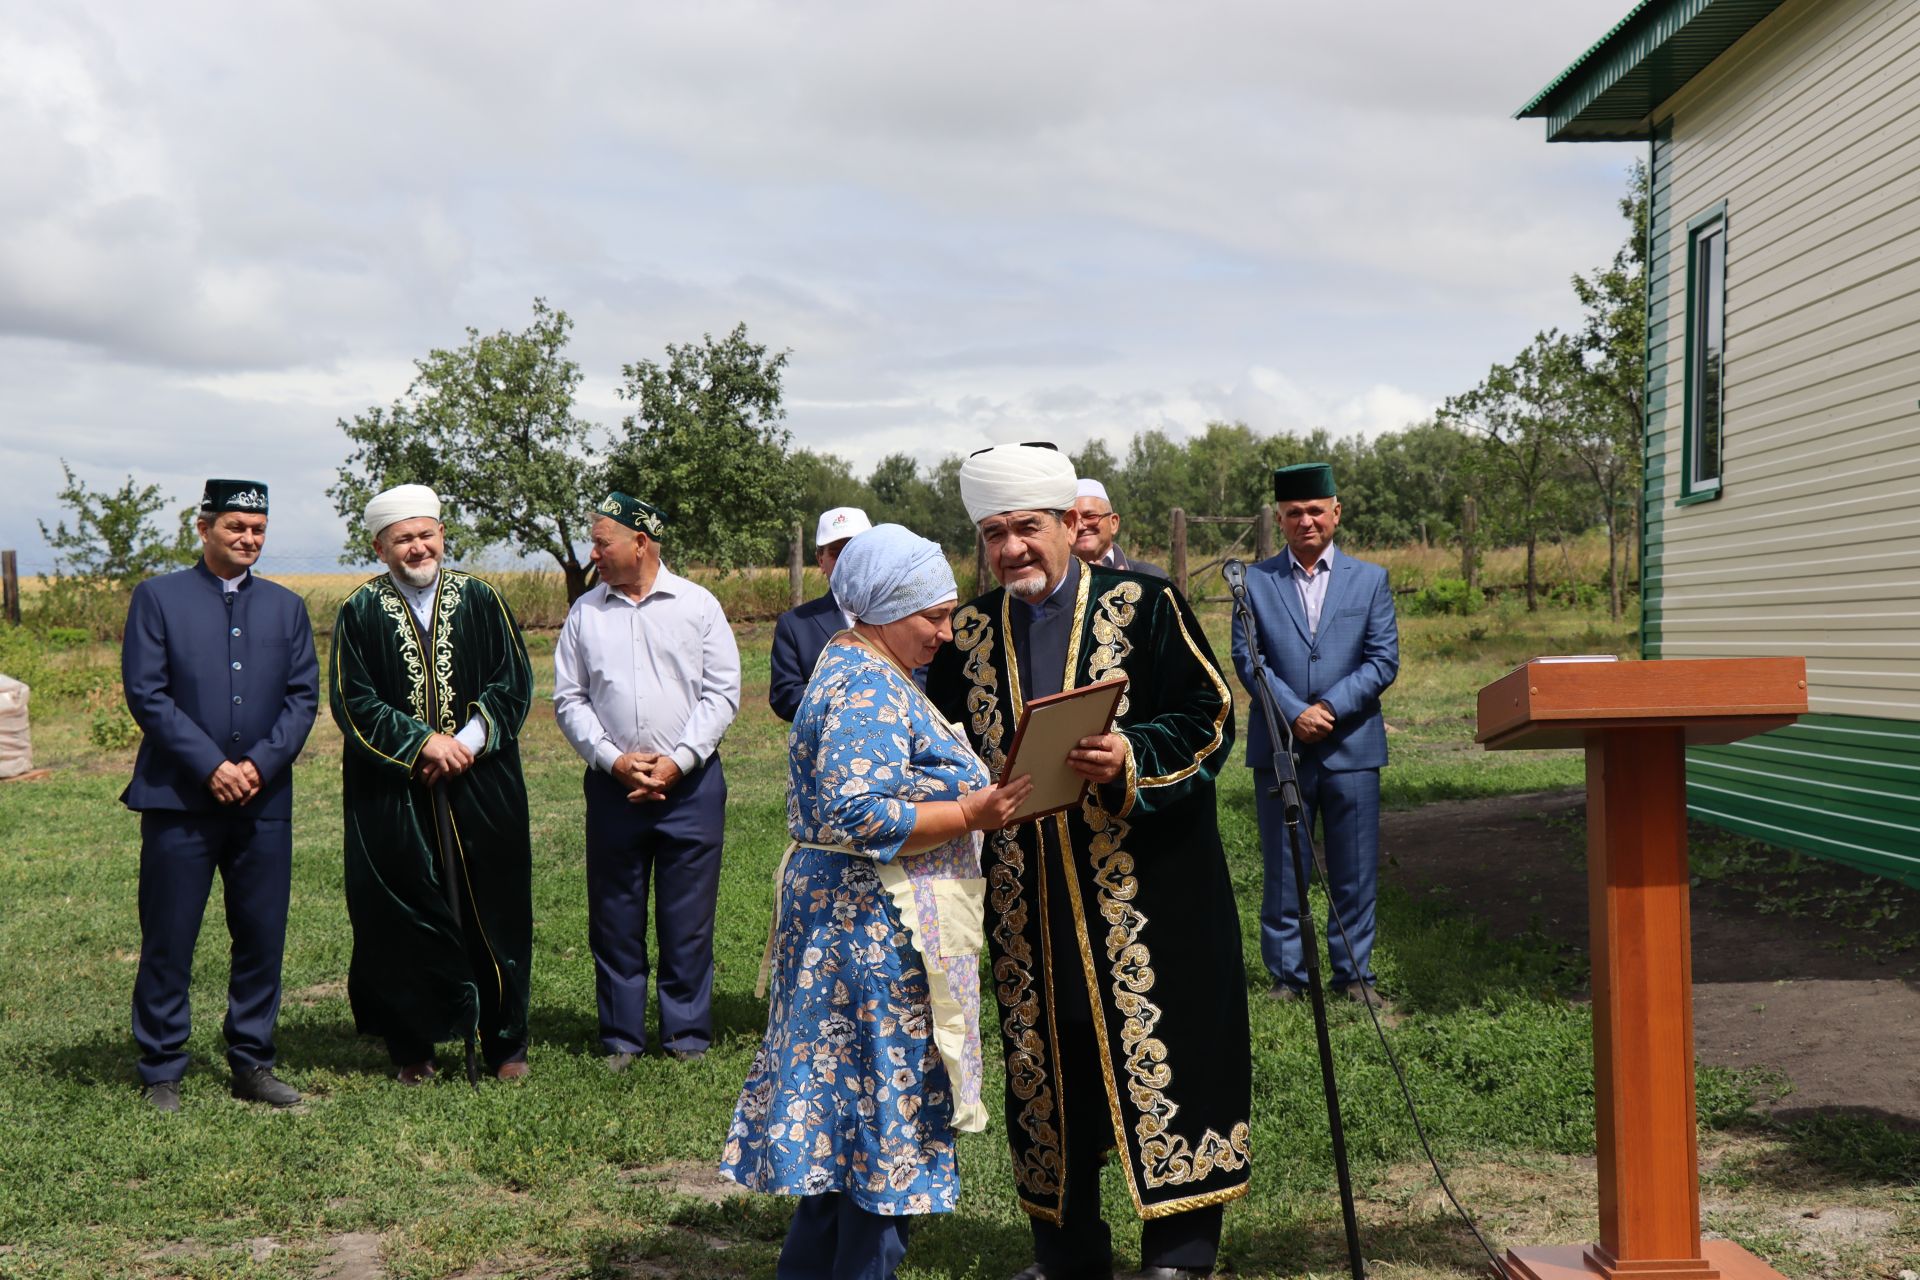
left=0, top=601, right=1906, bottom=1278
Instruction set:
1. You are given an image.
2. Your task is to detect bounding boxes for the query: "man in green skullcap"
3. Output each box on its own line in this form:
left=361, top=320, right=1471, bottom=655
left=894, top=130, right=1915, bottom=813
left=553, top=492, right=740, bottom=1066
left=1230, top=462, right=1400, bottom=1010
left=122, top=479, right=318, bottom=1111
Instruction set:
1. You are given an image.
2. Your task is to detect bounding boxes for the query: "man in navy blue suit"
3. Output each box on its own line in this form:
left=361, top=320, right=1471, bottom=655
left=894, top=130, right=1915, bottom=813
left=767, top=506, right=871, bottom=722
left=121, top=478, right=319, bottom=1111
left=1231, top=463, right=1399, bottom=1009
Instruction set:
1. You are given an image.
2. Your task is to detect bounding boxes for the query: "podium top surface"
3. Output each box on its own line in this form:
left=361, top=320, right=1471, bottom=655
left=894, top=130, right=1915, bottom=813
left=1476, top=656, right=1808, bottom=751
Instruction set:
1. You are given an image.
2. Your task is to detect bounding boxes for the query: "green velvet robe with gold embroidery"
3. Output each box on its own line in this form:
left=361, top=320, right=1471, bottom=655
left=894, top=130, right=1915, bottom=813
left=926, top=566, right=1253, bottom=1224
left=328, top=570, right=534, bottom=1057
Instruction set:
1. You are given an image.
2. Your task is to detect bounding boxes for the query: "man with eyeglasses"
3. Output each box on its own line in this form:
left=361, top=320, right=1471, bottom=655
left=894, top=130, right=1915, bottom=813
left=926, top=443, right=1250, bottom=1280
left=1069, top=478, right=1167, bottom=580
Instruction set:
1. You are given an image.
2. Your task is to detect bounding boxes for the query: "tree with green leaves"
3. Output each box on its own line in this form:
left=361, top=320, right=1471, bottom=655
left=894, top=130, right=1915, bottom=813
left=328, top=298, right=603, bottom=600
left=1568, top=161, right=1650, bottom=618
left=1442, top=333, right=1580, bottom=611
left=606, top=323, right=795, bottom=573
left=38, top=460, right=195, bottom=584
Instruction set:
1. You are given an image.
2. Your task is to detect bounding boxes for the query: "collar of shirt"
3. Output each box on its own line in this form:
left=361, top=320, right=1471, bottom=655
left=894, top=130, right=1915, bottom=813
left=1096, top=546, right=1121, bottom=568
left=217, top=568, right=251, bottom=595
left=1286, top=543, right=1338, bottom=578
left=597, top=564, right=686, bottom=608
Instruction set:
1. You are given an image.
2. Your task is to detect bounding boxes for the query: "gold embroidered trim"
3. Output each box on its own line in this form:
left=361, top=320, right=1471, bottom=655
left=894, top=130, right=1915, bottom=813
left=959, top=596, right=1062, bottom=1202
left=1136, top=1176, right=1252, bottom=1220
left=952, top=604, right=1007, bottom=772
left=374, top=581, right=429, bottom=724
left=1087, top=579, right=1140, bottom=719
left=1134, top=587, right=1233, bottom=790
left=431, top=571, right=466, bottom=735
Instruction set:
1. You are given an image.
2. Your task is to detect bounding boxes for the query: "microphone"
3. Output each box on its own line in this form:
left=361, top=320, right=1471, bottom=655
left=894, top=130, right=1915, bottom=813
left=1222, top=559, right=1248, bottom=595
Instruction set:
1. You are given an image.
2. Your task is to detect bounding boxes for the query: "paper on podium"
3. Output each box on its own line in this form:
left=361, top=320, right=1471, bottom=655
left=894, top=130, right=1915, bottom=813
left=999, top=678, right=1128, bottom=823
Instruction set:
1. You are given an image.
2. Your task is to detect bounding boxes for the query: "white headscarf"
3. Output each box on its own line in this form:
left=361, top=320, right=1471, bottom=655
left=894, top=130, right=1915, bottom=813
left=364, top=484, right=442, bottom=539
left=958, top=445, right=1079, bottom=523
left=830, top=524, right=956, bottom=625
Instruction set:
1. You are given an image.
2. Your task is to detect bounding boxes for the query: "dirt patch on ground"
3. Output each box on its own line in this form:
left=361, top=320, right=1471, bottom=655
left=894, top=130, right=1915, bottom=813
left=618, top=1158, right=750, bottom=1205
left=1381, top=789, right=1920, bottom=1125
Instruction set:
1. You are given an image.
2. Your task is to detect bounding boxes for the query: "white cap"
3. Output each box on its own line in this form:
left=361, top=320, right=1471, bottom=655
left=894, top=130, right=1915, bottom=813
left=815, top=506, right=873, bottom=548
left=1075, top=478, right=1110, bottom=502
left=364, top=483, right=442, bottom=538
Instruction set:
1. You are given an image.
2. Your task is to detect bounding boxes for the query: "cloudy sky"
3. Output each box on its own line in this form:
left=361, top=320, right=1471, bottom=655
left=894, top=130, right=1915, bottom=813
left=1, top=0, right=1643, bottom=571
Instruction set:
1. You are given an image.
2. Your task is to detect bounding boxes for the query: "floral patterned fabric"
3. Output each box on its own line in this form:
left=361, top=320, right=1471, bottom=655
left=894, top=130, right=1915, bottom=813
left=720, top=638, right=989, bottom=1214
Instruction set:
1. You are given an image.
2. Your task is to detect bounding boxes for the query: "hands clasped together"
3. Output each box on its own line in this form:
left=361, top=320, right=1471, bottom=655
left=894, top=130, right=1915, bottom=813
left=613, top=751, right=685, bottom=804
left=207, top=758, right=264, bottom=805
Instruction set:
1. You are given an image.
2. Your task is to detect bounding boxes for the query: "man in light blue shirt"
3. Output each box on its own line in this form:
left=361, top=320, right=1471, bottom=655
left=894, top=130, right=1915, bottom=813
left=1231, top=463, right=1399, bottom=1011
left=554, top=492, right=741, bottom=1065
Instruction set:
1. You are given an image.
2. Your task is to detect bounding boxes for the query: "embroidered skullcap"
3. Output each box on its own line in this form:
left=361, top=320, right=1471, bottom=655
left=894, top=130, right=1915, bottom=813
left=1273, top=462, right=1337, bottom=503
left=1075, top=478, right=1110, bottom=503
left=364, top=484, right=441, bottom=538
left=814, top=506, right=872, bottom=548
left=829, top=523, right=956, bottom=625
left=595, top=491, right=668, bottom=539
left=200, top=479, right=269, bottom=515
left=958, top=443, right=1078, bottom=524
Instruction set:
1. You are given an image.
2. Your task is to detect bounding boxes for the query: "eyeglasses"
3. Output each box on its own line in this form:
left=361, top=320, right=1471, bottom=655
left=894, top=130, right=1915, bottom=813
left=969, top=441, right=1060, bottom=458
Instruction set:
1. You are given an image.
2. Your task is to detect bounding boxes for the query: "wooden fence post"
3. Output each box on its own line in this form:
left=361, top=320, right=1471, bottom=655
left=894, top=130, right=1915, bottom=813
left=1170, top=509, right=1188, bottom=594
left=789, top=521, right=804, bottom=608
left=974, top=531, right=991, bottom=597
left=1461, top=497, right=1478, bottom=593
left=1255, top=508, right=1275, bottom=563
left=1, top=551, right=17, bottom=627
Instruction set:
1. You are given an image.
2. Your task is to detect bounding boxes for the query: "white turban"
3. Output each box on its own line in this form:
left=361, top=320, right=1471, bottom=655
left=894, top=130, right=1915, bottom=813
left=958, top=445, right=1078, bottom=524
left=1076, top=478, right=1110, bottom=502
left=364, top=484, right=442, bottom=538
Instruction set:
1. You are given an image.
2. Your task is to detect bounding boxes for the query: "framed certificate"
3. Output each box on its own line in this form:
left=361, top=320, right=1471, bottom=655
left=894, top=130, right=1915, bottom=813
left=999, top=677, right=1128, bottom=823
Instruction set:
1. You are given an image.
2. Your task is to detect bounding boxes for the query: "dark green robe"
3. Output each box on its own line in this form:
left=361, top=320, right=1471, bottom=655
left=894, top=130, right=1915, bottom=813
left=328, top=570, right=534, bottom=1057
left=927, top=566, right=1253, bottom=1224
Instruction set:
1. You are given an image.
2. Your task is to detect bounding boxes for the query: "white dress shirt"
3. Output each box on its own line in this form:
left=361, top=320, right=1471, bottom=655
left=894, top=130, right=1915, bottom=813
left=1286, top=543, right=1338, bottom=637
left=552, top=567, right=742, bottom=778
left=390, top=570, right=487, bottom=753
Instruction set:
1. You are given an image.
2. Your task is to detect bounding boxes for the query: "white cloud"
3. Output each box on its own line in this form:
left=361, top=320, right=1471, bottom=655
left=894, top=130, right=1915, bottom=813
left=0, top=0, right=1644, bottom=567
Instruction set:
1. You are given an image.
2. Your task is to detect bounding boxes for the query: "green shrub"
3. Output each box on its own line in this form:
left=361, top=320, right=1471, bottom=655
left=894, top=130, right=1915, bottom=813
left=88, top=704, right=140, bottom=750
left=1406, top=576, right=1484, bottom=616
left=0, top=625, right=120, bottom=705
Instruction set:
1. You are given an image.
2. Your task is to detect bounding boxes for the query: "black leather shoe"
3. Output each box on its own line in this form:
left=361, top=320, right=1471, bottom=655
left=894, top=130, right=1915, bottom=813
left=1010, top=1264, right=1114, bottom=1280
left=231, top=1065, right=301, bottom=1107
left=1267, top=979, right=1304, bottom=1003
left=144, top=1080, right=181, bottom=1113
left=668, top=1047, right=707, bottom=1063
left=1119, top=1269, right=1212, bottom=1279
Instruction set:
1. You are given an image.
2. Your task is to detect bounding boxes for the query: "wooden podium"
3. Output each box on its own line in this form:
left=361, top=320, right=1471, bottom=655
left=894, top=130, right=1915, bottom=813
left=1476, top=657, right=1808, bottom=1280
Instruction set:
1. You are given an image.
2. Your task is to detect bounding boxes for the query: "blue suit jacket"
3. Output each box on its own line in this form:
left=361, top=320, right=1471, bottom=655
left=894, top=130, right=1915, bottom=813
left=768, top=594, right=843, bottom=723
left=1231, top=547, right=1398, bottom=772
left=121, top=561, right=320, bottom=818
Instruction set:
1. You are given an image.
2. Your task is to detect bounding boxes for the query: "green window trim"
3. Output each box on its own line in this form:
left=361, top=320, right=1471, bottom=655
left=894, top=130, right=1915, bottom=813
left=1680, top=200, right=1728, bottom=505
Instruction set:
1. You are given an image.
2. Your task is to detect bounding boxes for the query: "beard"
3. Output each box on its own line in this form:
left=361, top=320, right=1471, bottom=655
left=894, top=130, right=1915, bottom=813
left=391, top=557, right=439, bottom=589
left=1005, top=570, right=1048, bottom=600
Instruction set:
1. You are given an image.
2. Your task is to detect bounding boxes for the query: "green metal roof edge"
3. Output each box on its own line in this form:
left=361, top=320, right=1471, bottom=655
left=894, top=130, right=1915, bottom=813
left=1516, top=0, right=1659, bottom=116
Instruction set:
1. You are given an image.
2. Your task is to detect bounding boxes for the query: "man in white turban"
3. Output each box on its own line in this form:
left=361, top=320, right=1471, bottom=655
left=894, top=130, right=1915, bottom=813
left=328, top=484, right=536, bottom=1084
left=928, top=444, right=1250, bottom=1280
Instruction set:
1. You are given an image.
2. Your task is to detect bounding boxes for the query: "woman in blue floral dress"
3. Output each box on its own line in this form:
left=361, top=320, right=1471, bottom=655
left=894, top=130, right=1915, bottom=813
left=721, top=525, right=1030, bottom=1280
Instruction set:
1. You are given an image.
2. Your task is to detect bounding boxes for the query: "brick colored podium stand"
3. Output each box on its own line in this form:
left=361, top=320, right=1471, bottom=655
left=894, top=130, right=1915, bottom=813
left=1476, top=657, right=1808, bottom=1280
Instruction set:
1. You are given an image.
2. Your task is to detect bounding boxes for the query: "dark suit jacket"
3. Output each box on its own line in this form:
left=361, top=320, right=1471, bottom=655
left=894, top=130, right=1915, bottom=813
left=1099, top=548, right=1168, bottom=580
left=121, top=561, right=320, bottom=818
left=768, top=594, right=844, bottom=722
left=1230, top=547, right=1398, bottom=772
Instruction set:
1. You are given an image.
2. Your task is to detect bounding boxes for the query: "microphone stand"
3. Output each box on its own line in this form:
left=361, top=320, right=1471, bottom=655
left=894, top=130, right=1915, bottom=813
left=1224, top=558, right=1365, bottom=1280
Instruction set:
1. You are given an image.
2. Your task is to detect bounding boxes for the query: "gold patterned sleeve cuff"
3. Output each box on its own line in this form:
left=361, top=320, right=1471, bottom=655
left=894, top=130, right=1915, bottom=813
left=1114, top=734, right=1138, bottom=819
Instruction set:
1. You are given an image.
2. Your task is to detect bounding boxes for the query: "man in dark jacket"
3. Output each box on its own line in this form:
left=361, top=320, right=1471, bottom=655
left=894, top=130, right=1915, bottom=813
left=122, top=478, right=319, bottom=1112
left=767, top=506, right=870, bottom=721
